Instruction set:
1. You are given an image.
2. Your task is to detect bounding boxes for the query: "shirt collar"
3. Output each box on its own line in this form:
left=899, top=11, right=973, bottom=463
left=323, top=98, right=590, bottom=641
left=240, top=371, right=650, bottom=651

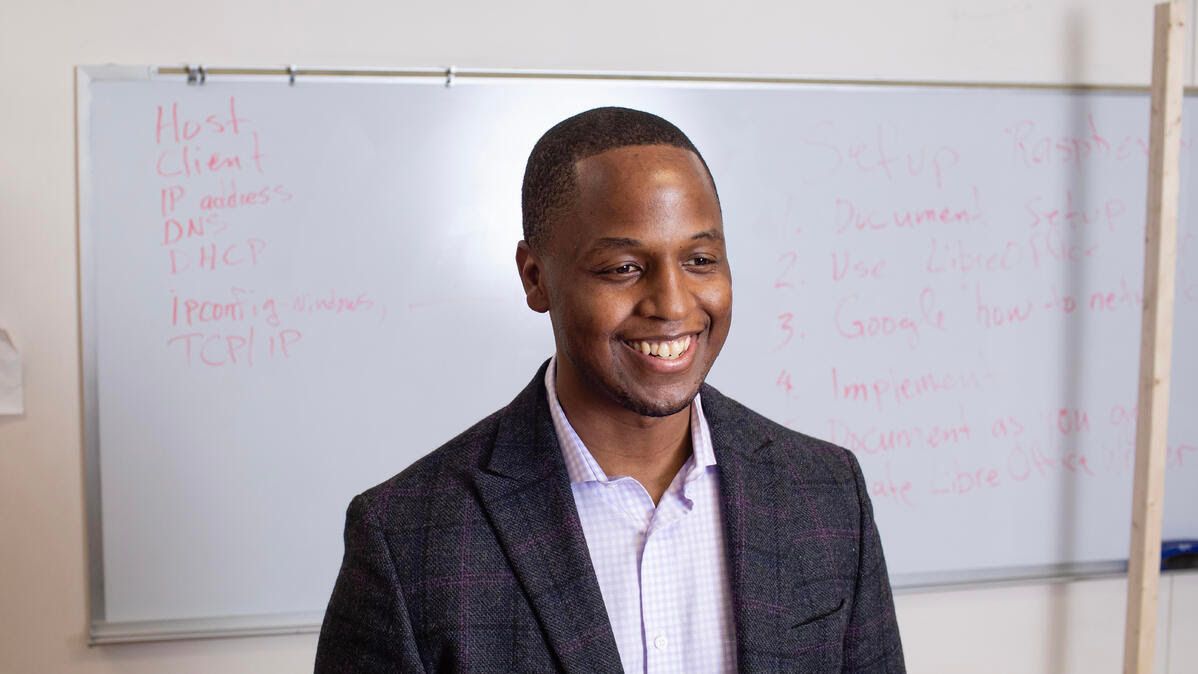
left=545, top=356, right=717, bottom=486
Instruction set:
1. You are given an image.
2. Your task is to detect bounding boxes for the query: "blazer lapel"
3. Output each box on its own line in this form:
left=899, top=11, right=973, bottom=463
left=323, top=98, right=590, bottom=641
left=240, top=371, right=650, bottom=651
left=473, top=364, right=623, bottom=673
left=700, top=384, right=793, bottom=664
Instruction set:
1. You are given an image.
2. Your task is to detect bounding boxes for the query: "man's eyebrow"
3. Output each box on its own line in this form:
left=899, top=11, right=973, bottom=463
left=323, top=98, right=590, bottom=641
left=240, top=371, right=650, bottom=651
left=587, top=237, right=643, bottom=251
left=586, top=230, right=724, bottom=252
left=691, top=229, right=724, bottom=242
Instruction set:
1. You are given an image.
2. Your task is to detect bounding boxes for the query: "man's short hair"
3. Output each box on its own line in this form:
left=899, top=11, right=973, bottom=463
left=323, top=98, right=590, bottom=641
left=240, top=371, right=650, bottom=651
left=521, top=106, right=719, bottom=251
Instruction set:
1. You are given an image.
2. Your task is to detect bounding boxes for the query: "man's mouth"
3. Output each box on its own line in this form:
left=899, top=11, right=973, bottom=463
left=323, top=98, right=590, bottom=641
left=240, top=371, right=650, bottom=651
left=622, top=335, right=693, bottom=361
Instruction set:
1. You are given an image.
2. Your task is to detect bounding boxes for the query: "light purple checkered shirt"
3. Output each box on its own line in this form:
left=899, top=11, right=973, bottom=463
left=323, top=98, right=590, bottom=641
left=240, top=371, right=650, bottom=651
left=545, top=357, right=737, bottom=673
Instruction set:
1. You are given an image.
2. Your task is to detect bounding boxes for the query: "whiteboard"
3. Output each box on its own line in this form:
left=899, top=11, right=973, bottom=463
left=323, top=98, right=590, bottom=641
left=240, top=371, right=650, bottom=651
left=78, top=66, right=1198, bottom=641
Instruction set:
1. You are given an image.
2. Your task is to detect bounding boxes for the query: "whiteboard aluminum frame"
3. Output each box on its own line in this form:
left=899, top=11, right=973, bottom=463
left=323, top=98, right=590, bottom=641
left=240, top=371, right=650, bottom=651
left=75, top=63, right=1181, bottom=644
left=76, top=64, right=106, bottom=646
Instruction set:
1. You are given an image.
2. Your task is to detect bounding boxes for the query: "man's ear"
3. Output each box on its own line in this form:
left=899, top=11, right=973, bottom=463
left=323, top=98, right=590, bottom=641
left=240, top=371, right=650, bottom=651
left=515, top=240, right=551, bottom=313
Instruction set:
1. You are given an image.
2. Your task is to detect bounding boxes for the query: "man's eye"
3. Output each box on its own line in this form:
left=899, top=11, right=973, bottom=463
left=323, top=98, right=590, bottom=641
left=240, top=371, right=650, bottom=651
left=608, top=263, right=641, bottom=275
left=686, top=256, right=717, bottom=267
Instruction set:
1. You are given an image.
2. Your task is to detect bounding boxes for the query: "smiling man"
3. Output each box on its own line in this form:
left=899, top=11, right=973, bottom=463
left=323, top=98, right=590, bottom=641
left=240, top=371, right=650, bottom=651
left=315, top=107, right=905, bottom=673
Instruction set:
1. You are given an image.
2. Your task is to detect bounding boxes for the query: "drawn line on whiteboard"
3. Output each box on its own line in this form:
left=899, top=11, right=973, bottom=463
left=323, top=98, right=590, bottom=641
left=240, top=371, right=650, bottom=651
left=407, top=295, right=515, bottom=311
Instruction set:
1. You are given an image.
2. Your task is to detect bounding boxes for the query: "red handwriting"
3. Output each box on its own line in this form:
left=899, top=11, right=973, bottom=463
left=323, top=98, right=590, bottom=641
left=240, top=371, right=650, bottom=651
left=975, top=275, right=1144, bottom=328
left=835, top=294, right=920, bottom=346
left=155, top=97, right=248, bottom=145
left=828, top=416, right=973, bottom=455
left=925, top=236, right=1022, bottom=276
left=1041, top=284, right=1079, bottom=315
left=776, top=369, right=798, bottom=398
left=161, top=186, right=185, bottom=215
left=775, top=312, right=796, bottom=350
left=155, top=131, right=266, bottom=179
left=162, top=213, right=224, bottom=245
left=1171, top=444, right=1198, bottom=467
left=1107, top=434, right=1198, bottom=473
left=167, top=238, right=266, bottom=274
left=1027, top=224, right=1100, bottom=267
left=831, top=366, right=993, bottom=412
left=834, top=288, right=944, bottom=347
left=1108, top=403, right=1137, bottom=426
left=1025, top=192, right=1127, bottom=232
left=834, top=188, right=984, bottom=234
left=930, top=460, right=1002, bottom=496
left=974, top=282, right=1033, bottom=328
left=922, top=229, right=1102, bottom=277
left=1003, top=114, right=1183, bottom=169
left=831, top=249, right=886, bottom=282
left=990, top=415, right=1026, bottom=438
left=868, top=461, right=915, bottom=508
left=1087, top=276, right=1143, bottom=312
left=291, top=290, right=376, bottom=315
left=1105, top=404, right=1197, bottom=470
left=928, top=441, right=1099, bottom=499
left=199, top=179, right=293, bottom=211
left=1006, top=440, right=1096, bottom=481
left=170, top=288, right=281, bottom=328
left=166, top=327, right=301, bottom=367
left=149, top=98, right=361, bottom=369
left=1052, top=408, right=1091, bottom=435
left=774, top=251, right=800, bottom=289
left=801, top=120, right=960, bottom=187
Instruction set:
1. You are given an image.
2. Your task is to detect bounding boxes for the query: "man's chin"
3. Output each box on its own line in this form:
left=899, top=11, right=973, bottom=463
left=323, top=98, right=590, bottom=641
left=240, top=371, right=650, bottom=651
left=612, top=384, right=699, bottom=418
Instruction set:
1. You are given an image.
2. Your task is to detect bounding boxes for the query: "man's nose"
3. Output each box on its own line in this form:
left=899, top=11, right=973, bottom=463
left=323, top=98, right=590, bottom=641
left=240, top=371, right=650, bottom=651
left=639, top=265, right=695, bottom=321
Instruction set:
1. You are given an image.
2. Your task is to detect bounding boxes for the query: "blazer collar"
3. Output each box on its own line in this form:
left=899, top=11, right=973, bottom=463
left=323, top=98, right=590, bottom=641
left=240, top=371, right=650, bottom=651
left=474, top=361, right=781, bottom=671
left=473, top=361, right=624, bottom=673
left=698, top=382, right=786, bottom=662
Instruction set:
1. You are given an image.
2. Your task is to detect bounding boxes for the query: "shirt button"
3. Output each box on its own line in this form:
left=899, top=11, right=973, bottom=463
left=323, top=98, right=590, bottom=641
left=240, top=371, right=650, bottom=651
left=653, top=635, right=668, bottom=650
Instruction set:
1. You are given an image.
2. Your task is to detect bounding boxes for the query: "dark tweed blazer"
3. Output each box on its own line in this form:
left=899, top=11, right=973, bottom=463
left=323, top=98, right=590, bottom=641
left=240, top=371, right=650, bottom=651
left=315, top=361, right=905, bottom=673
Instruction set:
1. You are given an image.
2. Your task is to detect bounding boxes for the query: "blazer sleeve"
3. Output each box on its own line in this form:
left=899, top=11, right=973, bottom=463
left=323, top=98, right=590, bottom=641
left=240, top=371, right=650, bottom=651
left=315, top=494, right=426, bottom=674
left=842, top=450, right=906, bottom=673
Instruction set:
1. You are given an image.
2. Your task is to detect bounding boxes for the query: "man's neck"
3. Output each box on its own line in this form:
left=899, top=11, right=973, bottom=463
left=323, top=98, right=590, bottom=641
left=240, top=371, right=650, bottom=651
left=554, top=359, right=692, bottom=505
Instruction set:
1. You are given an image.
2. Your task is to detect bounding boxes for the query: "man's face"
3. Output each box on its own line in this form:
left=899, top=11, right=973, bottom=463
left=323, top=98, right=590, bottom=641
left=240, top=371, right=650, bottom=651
left=519, top=144, right=732, bottom=417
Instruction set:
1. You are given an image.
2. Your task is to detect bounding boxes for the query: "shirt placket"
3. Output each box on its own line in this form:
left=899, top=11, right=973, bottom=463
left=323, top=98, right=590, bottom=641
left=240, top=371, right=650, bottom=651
left=639, top=470, right=697, bottom=673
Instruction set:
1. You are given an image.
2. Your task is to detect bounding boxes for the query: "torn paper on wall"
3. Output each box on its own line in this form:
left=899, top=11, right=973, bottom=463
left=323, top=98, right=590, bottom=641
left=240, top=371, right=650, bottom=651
left=0, top=330, right=23, bottom=415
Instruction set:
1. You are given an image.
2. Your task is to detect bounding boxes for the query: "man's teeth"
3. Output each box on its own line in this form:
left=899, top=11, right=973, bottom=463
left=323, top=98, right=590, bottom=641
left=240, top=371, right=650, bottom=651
left=628, top=335, right=692, bottom=360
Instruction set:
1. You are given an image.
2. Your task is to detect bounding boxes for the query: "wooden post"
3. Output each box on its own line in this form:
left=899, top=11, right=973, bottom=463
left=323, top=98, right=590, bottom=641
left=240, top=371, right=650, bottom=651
left=1123, top=2, right=1185, bottom=673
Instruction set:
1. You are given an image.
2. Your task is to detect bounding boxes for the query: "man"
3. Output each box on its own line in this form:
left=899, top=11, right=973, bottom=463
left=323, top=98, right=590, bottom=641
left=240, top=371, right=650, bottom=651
left=315, top=107, right=905, bottom=673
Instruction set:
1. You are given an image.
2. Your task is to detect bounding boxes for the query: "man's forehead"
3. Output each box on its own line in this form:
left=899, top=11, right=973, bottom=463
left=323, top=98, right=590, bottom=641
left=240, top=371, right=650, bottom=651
left=574, top=146, right=716, bottom=208
left=574, top=144, right=708, bottom=181
left=541, top=144, right=722, bottom=255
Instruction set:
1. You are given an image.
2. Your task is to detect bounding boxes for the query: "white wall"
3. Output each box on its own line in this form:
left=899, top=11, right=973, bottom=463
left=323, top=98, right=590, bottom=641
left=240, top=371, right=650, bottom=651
left=1, top=1, right=1195, bottom=672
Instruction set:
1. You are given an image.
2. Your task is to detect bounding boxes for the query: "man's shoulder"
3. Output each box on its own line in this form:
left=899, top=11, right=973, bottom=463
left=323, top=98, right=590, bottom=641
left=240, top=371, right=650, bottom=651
left=354, top=406, right=505, bottom=520
left=351, top=362, right=550, bottom=525
left=701, top=384, right=863, bottom=486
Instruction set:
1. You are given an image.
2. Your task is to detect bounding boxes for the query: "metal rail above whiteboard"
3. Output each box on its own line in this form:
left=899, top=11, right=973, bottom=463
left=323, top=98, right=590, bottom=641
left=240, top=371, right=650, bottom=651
left=137, top=63, right=1176, bottom=93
